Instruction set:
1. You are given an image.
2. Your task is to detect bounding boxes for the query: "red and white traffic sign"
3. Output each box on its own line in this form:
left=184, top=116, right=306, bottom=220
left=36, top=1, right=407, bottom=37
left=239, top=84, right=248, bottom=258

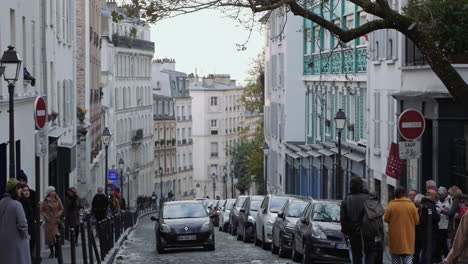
left=398, top=109, right=425, bottom=141
left=34, top=96, right=47, bottom=129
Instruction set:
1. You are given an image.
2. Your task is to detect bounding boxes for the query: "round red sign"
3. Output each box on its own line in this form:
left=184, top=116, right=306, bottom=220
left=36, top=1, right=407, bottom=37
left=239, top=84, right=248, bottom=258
left=34, top=97, right=47, bottom=129
left=398, top=109, right=425, bottom=141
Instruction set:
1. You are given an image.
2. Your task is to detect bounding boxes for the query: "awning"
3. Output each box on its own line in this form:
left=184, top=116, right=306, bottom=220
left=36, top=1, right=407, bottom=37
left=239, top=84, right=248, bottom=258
left=344, top=152, right=366, bottom=163
left=318, top=149, right=335, bottom=156
left=330, top=147, right=349, bottom=155
left=297, top=151, right=309, bottom=158
left=287, top=152, right=300, bottom=159
left=286, top=144, right=302, bottom=152
left=48, top=127, right=66, bottom=138
left=307, top=150, right=322, bottom=158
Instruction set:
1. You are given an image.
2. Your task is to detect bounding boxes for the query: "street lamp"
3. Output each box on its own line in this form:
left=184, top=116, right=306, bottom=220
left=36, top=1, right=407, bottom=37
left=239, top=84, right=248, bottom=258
left=262, top=142, right=269, bottom=195
left=223, top=165, right=228, bottom=199
left=334, top=109, right=346, bottom=200
left=159, top=167, right=163, bottom=207
left=126, top=167, right=131, bottom=209
left=1, top=45, right=22, bottom=179
left=102, top=127, right=112, bottom=195
left=230, top=161, right=235, bottom=198
left=119, top=158, right=125, bottom=205
left=211, top=172, right=217, bottom=199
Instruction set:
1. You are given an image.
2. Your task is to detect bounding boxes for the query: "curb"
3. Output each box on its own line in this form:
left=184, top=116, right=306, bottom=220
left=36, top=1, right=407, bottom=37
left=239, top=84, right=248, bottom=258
left=104, top=210, right=157, bottom=264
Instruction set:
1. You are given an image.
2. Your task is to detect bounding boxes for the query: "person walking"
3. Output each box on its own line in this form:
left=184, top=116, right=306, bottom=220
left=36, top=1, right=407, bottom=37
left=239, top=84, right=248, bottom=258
left=418, top=189, right=440, bottom=264
left=436, top=187, right=452, bottom=262
left=0, top=178, right=31, bottom=264
left=151, top=192, right=158, bottom=210
left=384, top=186, right=420, bottom=264
left=441, top=186, right=468, bottom=245
left=65, top=187, right=81, bottom=244
left=40, top=186, right=64, bottom=258
left=19, top=184, right=36, bottom=259
left=92, top=187, right=108, bottom=222
left=168, top=190, right=174, bottom=201
left=108, top=188, right=121, bottom=216
left=443, top=213, right=468, bottom=264
left=340, top=176, right=380, bottom=264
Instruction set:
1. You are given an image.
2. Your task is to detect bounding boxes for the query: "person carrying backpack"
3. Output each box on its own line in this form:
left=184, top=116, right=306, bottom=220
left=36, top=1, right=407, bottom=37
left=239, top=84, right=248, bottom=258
left=384, top=186, right=420, bottom=264
left=341, top=176, right=383, bottom=264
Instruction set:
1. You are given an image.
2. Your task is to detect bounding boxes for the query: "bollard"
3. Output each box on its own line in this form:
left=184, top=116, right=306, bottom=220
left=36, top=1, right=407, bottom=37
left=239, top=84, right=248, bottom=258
left=70, top=228, right=76, bottom=264
left=56, top=233, right=64, bottom=264
left=97, top=220, right=105, bottom=261
left=80, top=219, right=88, bottom=264
left=86, top=214, right=95, bottom=264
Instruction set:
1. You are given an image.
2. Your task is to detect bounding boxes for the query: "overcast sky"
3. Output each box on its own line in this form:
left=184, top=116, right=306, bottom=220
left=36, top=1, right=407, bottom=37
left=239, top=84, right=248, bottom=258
left=150, top=9, right=264, bottom=85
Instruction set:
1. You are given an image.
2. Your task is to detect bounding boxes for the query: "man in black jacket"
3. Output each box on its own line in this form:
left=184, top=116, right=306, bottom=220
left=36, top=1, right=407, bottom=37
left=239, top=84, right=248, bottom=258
left=340, top=176, right=381, bottom=264
left=419, top=189, right=440, bottom=264
left=92, top=188, right=108, bottom=221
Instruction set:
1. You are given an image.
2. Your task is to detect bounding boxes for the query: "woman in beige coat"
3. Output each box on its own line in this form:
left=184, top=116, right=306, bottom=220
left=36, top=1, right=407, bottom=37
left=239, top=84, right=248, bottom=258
left=40, top=186, right=63, bottom=258
left=443, top=213, right=468, bottom=263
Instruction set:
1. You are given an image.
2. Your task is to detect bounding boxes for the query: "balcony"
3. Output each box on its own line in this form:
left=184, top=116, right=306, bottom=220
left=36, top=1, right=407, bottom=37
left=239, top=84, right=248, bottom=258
left=112, top=34, right=155, bottom=52
left=304, top=47, right=367, bottom=75
left=132, top=129, right=143, bottom=143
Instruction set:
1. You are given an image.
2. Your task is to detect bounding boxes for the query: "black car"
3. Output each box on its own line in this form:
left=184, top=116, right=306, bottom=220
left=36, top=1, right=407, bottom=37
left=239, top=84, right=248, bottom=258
left=291, top=200, right=350, bottom=263
left=229, top=195, right=248, bottom=235
left=151, top=200, right=215, bottom=253
left=271, top=198, right=309, bottom=257
left=236, top=195, right=264, bottom=243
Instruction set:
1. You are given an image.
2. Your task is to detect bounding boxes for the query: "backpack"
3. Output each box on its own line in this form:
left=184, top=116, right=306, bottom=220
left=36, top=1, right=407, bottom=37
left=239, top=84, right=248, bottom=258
left=457, top=200, right=468, bottom=220
left=361, top=196, right=385, bottom=239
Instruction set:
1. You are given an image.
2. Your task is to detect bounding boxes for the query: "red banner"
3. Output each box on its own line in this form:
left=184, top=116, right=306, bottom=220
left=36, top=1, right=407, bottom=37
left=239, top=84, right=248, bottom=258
left=386, top=143, right=403, bottom=180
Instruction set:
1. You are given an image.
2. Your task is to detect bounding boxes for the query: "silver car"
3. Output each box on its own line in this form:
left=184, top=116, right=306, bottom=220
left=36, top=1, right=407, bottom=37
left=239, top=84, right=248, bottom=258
left=255, top=195, right=290, bottom=249
left=219, top=199, right=235, bottom=232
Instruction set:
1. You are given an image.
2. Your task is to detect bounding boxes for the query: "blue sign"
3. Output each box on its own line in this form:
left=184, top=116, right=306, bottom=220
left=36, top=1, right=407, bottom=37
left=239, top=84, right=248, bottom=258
left=108, top=171, right=119, bottom=181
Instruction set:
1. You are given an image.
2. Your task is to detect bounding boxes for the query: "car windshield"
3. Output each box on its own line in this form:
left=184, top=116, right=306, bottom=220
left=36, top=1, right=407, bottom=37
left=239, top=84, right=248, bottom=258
left=236, top=197, right=246, bottom=208
left=250, top=200, right=262, bottom=211
left=287, top=202, right=308, bottom=217
left=163, top=203, right=208, bottom=219
left=312, top=203, right=340, bottom=222
left=270, top=198, right=289, bottom=213
left=225, top=200, right=234, bottom=210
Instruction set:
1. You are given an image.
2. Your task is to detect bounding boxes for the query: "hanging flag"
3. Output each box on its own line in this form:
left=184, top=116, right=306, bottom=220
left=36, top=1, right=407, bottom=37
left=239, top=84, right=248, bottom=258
left=386, top=143, right=403, bottom=180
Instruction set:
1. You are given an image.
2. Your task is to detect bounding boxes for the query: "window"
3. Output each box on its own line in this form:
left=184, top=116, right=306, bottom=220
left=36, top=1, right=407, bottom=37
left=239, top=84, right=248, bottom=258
left=210, top=96, right=218, bottom=106
left=210, top=142, right=219, bottom=157
left=210, top=119, right=218, bottom=128
left=373, top=92, right=381, bottom=149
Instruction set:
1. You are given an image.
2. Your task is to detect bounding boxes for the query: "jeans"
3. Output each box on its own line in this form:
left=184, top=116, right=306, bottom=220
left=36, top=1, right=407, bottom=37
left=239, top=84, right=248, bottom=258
left=349, top=233, right=383, bottom=264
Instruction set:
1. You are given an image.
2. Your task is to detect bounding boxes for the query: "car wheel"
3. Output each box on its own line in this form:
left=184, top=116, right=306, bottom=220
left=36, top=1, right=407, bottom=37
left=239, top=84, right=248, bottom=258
left=219, top=225, right=222, bottom=232
left=236, top=225, right=242, bottom=241
left=254, top=226, right=261, bottom=246
left=278, top=240, right=289, bottom=258
left=291, top=237, right=301, bottom=262
left=243, top=226, right=250, bottom=243
left=302, top=244, right=312, bottom=264
left=204, top=244, right=215, bottom=251
left=262, top=229, right=270, bottom=250
left=156, top=238, right=165, bottom=254
left=232, top=222, right=237, bottom=236
left=271, top=236, right=279, bottom=254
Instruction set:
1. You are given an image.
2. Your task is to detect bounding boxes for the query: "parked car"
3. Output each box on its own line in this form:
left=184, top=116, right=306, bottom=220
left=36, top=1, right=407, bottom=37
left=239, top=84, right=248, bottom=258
left=236, top=195, right=264, bottom=242
left=271, top=198, right=309, bottom=257
left=255, top=195, right=291, bottom=249
left=150, top=200, right=215, bottom=253
left=291, top=200, right=350, bottom=263
left=229, top=195, right=248, bottom=235
left=219, top=199, right=235, bottom=232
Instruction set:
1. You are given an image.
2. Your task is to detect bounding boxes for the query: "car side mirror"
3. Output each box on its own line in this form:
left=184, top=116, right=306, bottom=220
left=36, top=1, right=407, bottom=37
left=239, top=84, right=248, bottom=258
left=240, top=208, right=245, bottom=213
left=150, top=216, right=159, bottom=222
left=277, top=212, right=284, bottom=218
left=300, top=217, right=309, bottom=225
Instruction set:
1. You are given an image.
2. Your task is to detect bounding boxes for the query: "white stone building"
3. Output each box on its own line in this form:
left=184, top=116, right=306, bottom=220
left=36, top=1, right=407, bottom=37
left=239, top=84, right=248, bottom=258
left=190, top=74, right=245, bottom=199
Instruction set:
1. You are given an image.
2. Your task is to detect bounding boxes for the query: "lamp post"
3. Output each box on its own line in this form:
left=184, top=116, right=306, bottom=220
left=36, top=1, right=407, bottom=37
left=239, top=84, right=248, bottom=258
left=126, top=167, right=131, bottom=209
left=159, top=167, right=163, bottom=206
left=223, top=165, right=228, bottom=199
left=1, top=45, right=22, bottom=179
left=119, top=158, right=124, bottom=204
left=102, top=127, right=111, bottom=195
left=211, top=172, right=216, bottom=199
left=334, top=109, right=347, bottom=200
left=230, top=161, right=235, bottom=198
left=262, top=142, right=269, bottom=195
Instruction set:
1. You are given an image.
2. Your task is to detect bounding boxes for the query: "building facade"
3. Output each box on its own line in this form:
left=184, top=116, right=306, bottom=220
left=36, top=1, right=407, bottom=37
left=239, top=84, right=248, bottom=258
left=190, top=74, right=245, bottom=199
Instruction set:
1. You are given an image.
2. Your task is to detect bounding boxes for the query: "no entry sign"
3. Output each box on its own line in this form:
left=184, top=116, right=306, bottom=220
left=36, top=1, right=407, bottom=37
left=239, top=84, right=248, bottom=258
left=34, top=97, right=47, bottom=129
left=398, top=109, right=425, bottom=141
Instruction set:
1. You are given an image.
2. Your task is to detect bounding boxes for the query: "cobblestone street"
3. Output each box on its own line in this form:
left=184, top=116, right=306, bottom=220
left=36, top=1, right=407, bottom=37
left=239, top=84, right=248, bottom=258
left=114, top=214, right=293, bottom=264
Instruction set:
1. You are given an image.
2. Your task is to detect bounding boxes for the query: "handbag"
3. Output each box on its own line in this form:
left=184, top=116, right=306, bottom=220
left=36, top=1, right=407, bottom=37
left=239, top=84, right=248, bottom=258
left=58, top=218, right=65, bottom=230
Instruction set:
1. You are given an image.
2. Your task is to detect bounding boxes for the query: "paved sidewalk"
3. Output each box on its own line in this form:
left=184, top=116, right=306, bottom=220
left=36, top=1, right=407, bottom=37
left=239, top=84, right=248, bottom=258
left=41, top=233, right=102, bottom=264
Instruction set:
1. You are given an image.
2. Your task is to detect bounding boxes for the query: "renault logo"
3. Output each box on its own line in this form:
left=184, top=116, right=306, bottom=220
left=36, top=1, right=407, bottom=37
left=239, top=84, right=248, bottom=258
left=184, top=226, right=189, bottom=231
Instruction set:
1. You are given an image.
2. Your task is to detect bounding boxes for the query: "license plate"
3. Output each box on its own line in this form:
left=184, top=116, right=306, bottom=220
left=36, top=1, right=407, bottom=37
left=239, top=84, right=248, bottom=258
left=335, top=243, right=348, bottom=249
left=177, top=235, right=196, bottom=241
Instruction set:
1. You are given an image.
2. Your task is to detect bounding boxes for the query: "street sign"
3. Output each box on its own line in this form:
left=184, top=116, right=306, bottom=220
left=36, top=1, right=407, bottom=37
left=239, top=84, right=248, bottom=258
left=399, top=141, right=421, bottom=160
left=108, top=170, right=119, bottom=181
left=398, top=109, right=425, bottom=141
left=35, top=130, right=47, bottom=156
left=34, top=97, right=47, bottom=129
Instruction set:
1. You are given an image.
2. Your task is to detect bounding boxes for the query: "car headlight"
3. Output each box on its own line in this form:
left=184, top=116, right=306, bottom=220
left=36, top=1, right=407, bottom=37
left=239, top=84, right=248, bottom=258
left=201, top=222, right=211, bottom=232
left=160, top=223, right=171, bottom=233
left=248, top=215, right=255, bottom=222
left=311, top=226, right=327, bottom=239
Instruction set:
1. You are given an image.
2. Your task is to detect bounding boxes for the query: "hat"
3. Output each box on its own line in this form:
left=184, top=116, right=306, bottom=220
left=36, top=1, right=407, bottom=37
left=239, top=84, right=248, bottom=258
left=17, top=170, right=28, bottom=183
left=46, top=186, right=56, bottom=196
left=6, top=178, right=19, bottom=193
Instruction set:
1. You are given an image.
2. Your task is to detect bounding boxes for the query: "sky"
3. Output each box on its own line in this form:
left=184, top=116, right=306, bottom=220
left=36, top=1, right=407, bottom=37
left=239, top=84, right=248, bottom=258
left=150, top=9, right=264, bottom=85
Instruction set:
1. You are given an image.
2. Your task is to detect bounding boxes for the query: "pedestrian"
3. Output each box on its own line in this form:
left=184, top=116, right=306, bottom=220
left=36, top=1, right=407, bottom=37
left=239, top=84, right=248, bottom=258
left=413, top=193, right=426, bottom=264
left=19, top=184, right=36, bottom=258
left=436, top=187, right=452, bottom=261
left=92, top=187, right=108, bottom=222
left=442, top=213, right=468, bottom=264
left=109, top=188, right=121, bottom=216
left=408, top=190, right=418, bottom=202
left=0, top=178, right=31, bottom=264
left=384, top=186, right=420, bottom=264
left=65, top=187, right=81, bottom=244
left=168, top=190, right=174, bottom=201
left=426, top=180, right=438, bottom=193
left=40, top=186, right=64, bottom=258
left=151, top=192, right=157, bottom=210
left=418, top=189, right=441, bottom=264
left=340, top=176, right=378, bottom=264
left=441, top=186, right=468, bottom=244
